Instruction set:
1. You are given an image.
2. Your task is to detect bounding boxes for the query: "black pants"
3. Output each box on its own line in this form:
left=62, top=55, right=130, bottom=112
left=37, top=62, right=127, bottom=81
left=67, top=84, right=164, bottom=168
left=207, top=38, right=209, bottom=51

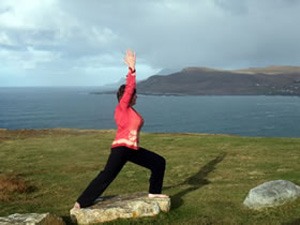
left=77, top=146, right=166, bottom=208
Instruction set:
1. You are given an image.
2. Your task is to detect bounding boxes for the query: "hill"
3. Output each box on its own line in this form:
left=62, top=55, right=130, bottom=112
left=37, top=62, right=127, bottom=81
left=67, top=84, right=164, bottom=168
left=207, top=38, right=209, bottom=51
left=137, top=66, right=300, bottom=96
left=0, top=129, right=299, bottom=224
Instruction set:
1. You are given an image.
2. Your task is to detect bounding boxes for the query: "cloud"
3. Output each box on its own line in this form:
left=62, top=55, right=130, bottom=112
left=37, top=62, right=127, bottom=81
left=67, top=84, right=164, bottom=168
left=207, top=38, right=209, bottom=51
left=0, top=31, right=15, bottom=46
left=1, top=0, right=300, bottom=86
left=21, top=47, right=61, bottom=69
left=213, top=0, right=248, bottom=15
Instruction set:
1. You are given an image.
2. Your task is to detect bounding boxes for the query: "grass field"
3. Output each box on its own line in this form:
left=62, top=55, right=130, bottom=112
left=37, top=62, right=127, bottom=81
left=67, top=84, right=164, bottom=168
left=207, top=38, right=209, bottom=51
left=0, top=129, right=300, bottom=225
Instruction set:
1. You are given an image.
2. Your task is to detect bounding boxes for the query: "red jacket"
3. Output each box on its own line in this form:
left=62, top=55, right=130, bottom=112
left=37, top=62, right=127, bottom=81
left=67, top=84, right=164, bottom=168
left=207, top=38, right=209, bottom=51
left=111, top=69, right=144, bottom=150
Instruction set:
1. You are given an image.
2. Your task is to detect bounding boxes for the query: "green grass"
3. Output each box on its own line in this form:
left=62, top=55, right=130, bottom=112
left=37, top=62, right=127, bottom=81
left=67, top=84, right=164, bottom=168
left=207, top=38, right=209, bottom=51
left=0, top=129, right=300, bottom=225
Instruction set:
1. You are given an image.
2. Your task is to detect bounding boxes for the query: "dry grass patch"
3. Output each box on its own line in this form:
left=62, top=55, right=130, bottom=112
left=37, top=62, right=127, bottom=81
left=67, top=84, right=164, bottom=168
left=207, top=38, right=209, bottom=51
left=0, top=173, right=36, bottom=202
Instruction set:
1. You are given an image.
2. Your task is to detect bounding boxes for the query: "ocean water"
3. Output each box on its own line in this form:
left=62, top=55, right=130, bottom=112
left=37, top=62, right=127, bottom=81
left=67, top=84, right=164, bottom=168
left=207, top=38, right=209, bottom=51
left=0, top=87, right=299, bottom=137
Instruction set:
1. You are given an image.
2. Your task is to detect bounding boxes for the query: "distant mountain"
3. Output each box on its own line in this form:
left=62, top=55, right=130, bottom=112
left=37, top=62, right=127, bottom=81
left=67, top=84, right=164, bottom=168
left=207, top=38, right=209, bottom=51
left=234, top=66, right=300, bottom=74
left=100, top=78, right=126, bottom=90
left=137, top=66, right=300, bottom=96
left=155, top=68, right=182, bottom=75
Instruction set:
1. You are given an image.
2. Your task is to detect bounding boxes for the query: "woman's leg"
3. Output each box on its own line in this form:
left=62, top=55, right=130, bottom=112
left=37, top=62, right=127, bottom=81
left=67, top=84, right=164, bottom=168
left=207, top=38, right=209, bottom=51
left=76, top=147, right=128, bottom=208
left=128, top=147, right=166, bottom=194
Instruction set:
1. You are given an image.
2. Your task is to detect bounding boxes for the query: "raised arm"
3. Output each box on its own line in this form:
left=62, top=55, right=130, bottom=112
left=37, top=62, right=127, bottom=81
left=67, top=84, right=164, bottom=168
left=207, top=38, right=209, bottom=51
left=119, top=49, right=136, bottom=109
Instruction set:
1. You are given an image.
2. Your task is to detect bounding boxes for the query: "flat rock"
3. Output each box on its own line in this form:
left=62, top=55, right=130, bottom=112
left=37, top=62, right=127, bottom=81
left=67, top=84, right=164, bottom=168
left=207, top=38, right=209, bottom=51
left=0, top=213, right=65, bottom=225
left=243, top=180, right=300, bottom=210
left=70, top=192, right=171, bottom=224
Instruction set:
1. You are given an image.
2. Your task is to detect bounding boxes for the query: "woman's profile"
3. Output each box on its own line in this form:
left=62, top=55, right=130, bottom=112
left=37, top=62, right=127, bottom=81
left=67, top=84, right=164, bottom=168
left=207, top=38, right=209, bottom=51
left=74, top=49, right=168, bottom=209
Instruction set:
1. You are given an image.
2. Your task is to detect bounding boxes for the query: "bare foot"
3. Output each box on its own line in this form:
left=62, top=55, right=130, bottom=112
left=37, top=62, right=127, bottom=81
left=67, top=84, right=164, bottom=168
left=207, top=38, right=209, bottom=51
left=73, top=202, right=80, bottom=209
left=148, top=193, right=169, bottom=198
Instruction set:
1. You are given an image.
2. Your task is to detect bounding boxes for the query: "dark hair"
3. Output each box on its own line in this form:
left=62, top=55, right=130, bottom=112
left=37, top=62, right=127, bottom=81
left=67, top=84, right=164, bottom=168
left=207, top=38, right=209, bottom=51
left=117, top=84, right=136, bottom=102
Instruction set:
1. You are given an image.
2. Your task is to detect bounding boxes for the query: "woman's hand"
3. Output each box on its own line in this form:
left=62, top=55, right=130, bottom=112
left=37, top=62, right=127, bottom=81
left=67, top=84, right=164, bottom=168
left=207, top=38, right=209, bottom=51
left=124, top=49, right=136, bottom=70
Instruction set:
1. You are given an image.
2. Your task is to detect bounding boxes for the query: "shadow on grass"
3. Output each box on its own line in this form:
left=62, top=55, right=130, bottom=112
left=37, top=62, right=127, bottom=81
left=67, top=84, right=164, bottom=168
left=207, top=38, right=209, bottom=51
left=165, top=152, right=227, bottom=210
left=62, top=216, right=76, bottom=225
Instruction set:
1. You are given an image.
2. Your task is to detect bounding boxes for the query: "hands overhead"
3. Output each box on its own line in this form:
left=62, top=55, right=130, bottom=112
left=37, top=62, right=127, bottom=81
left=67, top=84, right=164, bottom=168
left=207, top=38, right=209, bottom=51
left=123, top=49, right=136, bottom=71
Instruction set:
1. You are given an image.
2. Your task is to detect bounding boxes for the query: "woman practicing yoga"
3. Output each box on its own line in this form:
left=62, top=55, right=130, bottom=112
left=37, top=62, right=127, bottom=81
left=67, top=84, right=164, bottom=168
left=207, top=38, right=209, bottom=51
left=74, top=49, right=167, bottom=209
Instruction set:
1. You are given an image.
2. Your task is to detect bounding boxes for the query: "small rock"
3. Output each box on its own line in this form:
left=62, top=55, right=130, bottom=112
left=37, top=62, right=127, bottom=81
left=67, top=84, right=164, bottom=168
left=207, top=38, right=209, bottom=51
left=70, top=192, right=171, bottom=224
left=243, top=180, right=300, bottom=209
left=0, top=213, right=65, bottom=225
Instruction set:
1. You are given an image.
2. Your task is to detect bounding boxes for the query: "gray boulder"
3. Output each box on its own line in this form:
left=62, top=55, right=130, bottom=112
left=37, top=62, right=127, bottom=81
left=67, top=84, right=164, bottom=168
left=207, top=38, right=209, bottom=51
left=0, top=213, right=65, bottom=225
left=243, top=180, right=300, bottom=209
left=70, top=192, right=171, bottom=224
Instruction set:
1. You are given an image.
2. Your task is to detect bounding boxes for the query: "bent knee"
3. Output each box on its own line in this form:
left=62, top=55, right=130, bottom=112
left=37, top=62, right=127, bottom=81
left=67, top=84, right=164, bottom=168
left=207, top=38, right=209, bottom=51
left=157, top=156, right=166, bottom=170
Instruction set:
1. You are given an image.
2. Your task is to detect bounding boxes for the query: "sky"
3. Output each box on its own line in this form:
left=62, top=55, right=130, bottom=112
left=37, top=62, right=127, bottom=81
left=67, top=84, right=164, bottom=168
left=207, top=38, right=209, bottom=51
left=1, top=0, right=300, bottom=87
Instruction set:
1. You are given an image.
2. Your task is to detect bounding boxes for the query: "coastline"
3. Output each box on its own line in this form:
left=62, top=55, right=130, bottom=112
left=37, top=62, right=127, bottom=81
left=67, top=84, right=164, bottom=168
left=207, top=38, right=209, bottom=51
left=1, top=128, right=299, bottom=139
left=90, top=91, right=300, bottom=97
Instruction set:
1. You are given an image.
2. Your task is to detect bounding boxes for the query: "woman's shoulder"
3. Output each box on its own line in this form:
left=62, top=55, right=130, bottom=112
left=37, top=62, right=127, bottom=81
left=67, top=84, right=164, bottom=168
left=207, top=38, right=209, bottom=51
left=115, top=104, right=130, bottom=114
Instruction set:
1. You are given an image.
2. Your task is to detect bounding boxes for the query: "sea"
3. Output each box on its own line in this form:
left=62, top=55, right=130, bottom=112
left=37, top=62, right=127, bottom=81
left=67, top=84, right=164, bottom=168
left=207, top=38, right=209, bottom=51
left=0, top=87, right=299, bottom=138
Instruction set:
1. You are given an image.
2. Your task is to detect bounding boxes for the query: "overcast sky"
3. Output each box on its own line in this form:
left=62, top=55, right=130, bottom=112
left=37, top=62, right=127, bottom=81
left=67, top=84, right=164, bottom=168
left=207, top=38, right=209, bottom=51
left=1, top=0, right=300, bottom=87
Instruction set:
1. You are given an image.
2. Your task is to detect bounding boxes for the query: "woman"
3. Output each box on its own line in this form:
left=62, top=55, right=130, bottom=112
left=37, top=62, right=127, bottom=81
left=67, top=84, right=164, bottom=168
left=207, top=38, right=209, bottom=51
left=74, top=49, right=167, bottom=209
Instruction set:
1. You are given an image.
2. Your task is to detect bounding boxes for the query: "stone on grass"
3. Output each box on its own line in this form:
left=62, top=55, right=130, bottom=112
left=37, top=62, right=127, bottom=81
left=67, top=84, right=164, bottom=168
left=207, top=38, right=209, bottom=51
left=0, top=213, right=65, bottom=225
left=243, top=180, right=300, bottom=210
left=70, top=192, right=171, bottom=224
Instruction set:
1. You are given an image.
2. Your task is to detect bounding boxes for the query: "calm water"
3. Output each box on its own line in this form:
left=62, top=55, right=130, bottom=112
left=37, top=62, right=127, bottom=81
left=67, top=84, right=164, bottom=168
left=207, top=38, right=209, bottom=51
left=0, top=87, right=299, bottom=137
